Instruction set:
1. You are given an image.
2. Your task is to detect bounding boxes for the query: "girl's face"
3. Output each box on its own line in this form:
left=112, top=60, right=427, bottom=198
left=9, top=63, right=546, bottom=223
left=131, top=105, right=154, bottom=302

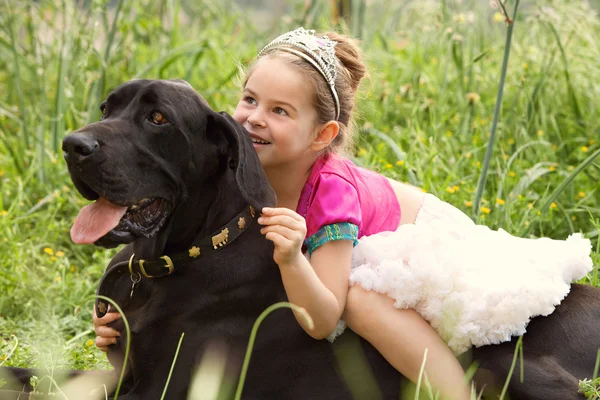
left=233, top=57, right=321, bottom=171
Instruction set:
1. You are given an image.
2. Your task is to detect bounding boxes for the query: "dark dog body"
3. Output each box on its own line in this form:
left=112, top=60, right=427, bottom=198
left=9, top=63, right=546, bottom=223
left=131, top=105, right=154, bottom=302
left=1, top=80, right=598, bottom=399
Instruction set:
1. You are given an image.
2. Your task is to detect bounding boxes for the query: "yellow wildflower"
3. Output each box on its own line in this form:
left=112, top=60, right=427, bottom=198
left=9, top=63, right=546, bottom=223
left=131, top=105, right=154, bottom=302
left=528, top=203, right=534, bottom=210
left=56, top=251, right=65, bottom=257
left=578, top=192, right=585, bottom=198
left=522, top=63, right=529, bottom=70
left=518, top=194, right=523, bottom=200
left=446, top=131, right=453, bottom=137
left=1, top=210, right=7, bottom=216
left=536, top=130, right=544, bottom=137
left=550, top=202, right=557, bottom=209
left=508, top=138, right=515, bottom=145
left=509, top=171, right=516, bottom=177
left=549, top=165, right=556, bottom=172
left=396, top=160, right=405, bottom=166
left=464, top=201, right=473, bottom=207
left=86, top=339, right=94, bottom=347
left=572, top=215, right=577, bottom=221
left=581, top=146, right=589, bottom=153
left=44, top=247, right=54, bottom=256
left=446, top=186, right=456, bottom=194
left=466, top=92, right=480, bottom=104
left=385, top=163, right=393, bottom=169
left=54, top=276, right=61, bottom=282
left=493, top=12, right=505, bottom=22
left=465, top=153, right=472, bottom=159
left=357, top=148, right=367, bottom=157
left=50, top=256, right=56, bottom=262
left=0, top=355, right=6, bottom=360
left=496, top=198, right=505, bottom=205
left=70, top=265, right=76, bottom=273
left=537, top=211, right=541, bottom=215
left=481, top=206, right=491, bottom=214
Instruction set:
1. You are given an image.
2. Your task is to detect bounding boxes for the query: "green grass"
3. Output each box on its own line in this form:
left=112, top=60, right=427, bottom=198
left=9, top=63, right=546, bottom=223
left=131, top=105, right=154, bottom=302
left=1, top=0, right=599, bottom=398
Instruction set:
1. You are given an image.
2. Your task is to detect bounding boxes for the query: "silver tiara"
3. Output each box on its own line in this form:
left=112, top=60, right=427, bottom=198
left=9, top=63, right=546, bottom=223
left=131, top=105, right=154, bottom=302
left=258, top=27, right=340, bottom=121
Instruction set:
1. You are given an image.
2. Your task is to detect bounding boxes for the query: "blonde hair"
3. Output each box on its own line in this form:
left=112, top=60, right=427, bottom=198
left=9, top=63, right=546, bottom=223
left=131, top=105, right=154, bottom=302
left=242, top=30, right=367, bottom=156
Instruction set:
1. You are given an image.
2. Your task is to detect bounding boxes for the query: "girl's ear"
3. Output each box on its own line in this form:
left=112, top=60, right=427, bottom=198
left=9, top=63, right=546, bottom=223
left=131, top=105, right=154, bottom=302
left=311, top=121, right=339, bottom=152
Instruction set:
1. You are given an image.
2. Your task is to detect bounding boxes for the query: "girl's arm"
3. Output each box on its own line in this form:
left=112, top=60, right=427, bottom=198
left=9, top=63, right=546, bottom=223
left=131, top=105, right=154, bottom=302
left=259, top=207, right=352, bottom=339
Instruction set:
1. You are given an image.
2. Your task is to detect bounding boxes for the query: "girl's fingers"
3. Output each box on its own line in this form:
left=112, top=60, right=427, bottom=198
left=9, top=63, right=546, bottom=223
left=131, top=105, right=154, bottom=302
left=264, top=231, right=288, bottom=247
left=260, top=225, right=302, bottom=241
left=93, top=311, right=122, bottom=327
left=95, top=325, right=120, bottom=338
left=258, top=214, right=305, bottom=231
left=261, top=207, right=304, bottom=222
left=95, top=336, right=117, bottom=352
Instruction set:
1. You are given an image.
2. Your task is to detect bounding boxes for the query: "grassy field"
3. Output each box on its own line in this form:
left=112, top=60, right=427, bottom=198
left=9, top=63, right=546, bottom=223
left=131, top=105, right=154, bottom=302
left=1, top=0, right=599, bottom=397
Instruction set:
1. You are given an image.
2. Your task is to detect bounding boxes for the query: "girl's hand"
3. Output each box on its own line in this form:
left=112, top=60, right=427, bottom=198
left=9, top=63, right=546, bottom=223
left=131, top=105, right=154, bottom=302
left=258, top=207, right=307, bottom=267
left=93, top=306, right=122, bottom=352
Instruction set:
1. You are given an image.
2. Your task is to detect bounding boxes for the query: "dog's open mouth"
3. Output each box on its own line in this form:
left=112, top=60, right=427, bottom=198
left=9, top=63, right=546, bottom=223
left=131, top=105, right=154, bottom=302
left=71, top=196, right=170, bottom=245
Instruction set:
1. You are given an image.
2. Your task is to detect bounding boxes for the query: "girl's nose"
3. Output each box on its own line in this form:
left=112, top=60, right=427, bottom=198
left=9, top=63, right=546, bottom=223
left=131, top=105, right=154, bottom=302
left=247, top=109, right=266, bottom=128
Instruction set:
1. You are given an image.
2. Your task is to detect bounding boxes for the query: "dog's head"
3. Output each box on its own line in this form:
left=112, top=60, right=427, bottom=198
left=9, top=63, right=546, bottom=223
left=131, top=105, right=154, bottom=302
left=63, top=79, right=275, bottom=249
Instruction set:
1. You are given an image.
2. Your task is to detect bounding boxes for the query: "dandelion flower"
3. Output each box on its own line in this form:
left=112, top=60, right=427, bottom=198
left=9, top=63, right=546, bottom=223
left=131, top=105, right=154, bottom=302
left=578, top=192, right=585, bottom=198
left=86, top=339, right=94, bottom=347
left=464, top=201, right=473, bottom=207
left=396, top=160, right=405, bottom=166
left=496, top=198, right=505, bottom=205
left=481, top=206, right=491, bottom=214
left=550, top=202, right=557, bottom=209
left=493, top=12, right=504, bottom=22
left=581, top=146, right=589, bottom=153
left=44, top=247, right=54, bottom=256
left=56, top=251, right=65, bottom=257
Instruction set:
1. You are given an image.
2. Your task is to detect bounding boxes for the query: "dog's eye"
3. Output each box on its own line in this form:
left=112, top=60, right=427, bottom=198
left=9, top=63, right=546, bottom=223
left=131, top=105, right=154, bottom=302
left=100, top=104, right=108, bottom=120
left=150, top=111, right=168, bottom=125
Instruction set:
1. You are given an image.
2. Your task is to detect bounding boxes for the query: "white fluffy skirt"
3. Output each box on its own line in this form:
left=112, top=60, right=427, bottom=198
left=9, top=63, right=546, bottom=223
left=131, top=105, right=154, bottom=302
left=331, top=194, right=594, bottom=355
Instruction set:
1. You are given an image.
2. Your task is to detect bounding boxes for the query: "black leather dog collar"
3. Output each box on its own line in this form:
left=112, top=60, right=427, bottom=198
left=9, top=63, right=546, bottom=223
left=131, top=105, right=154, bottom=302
left=128, top=204, right=257, bottom=279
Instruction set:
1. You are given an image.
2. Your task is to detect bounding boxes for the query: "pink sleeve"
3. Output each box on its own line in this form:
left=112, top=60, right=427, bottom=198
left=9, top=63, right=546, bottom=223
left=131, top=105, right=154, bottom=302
left=305, top=173, right=361, bottom=239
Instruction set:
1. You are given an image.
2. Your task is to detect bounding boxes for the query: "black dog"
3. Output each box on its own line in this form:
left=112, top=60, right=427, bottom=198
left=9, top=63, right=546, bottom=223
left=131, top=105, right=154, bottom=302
left=2, top=79, right=598, bottom=400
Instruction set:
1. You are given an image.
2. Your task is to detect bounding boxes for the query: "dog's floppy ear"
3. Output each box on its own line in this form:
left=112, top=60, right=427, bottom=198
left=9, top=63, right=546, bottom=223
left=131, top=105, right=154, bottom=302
left=208, top=110, right=276, bottom=210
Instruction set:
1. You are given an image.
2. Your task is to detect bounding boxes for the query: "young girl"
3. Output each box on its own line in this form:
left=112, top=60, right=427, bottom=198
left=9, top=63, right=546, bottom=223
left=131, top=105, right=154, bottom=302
left=94, top=28, right=593, bottom=400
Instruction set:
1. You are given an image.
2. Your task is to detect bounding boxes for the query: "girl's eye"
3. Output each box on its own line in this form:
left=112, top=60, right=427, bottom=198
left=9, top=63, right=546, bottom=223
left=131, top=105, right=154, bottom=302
left=244, top=96, right=257, bottom=105
left=273, top=107, right=287, bottom=116
left=150, top=111, right=168, bottom=125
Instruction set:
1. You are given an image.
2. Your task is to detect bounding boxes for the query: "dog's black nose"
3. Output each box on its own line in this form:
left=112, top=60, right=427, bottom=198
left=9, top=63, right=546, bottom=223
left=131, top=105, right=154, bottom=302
left=62, top=133, right=99, bottom=158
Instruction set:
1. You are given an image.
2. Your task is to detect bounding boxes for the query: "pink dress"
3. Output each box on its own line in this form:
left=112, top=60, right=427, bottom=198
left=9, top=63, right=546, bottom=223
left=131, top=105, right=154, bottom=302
left=296, top=154, right=401, bottom=254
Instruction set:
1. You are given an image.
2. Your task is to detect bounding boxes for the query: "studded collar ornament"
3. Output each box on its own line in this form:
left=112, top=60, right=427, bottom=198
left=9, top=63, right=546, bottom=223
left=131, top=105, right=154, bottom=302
left=258, top=27, right=340, bottom=121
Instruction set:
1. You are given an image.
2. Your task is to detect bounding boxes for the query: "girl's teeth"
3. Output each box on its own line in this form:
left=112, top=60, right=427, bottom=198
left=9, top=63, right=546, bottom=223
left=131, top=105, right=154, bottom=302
left=251, top=139, right=270, bottom=144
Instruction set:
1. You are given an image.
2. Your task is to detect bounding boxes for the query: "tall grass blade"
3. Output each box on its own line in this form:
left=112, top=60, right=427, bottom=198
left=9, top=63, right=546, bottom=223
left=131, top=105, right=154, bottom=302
left=473, top=0, right=520, bottom=217
left=160, top=332, right=185, bottom=400
left=5, top=0, right=29, bottom=147
left=234, top=302, right=313, bottom=400
left=499, top=336, right=524, bottom=399
left=94, top=295, right=132, bottom=399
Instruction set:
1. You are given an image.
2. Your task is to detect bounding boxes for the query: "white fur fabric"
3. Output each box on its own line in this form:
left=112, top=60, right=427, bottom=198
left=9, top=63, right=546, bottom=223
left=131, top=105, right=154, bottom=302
left=333, top=195, right=594, bottom=355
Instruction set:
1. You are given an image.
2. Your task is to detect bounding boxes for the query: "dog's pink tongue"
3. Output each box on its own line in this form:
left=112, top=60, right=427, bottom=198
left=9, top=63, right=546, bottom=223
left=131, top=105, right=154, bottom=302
left=71, top=197, right=128, bottom=244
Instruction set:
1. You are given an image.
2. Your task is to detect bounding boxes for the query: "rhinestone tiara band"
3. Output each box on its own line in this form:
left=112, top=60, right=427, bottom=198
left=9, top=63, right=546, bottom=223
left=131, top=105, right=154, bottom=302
left=258, top=27, right=341, bottom=120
